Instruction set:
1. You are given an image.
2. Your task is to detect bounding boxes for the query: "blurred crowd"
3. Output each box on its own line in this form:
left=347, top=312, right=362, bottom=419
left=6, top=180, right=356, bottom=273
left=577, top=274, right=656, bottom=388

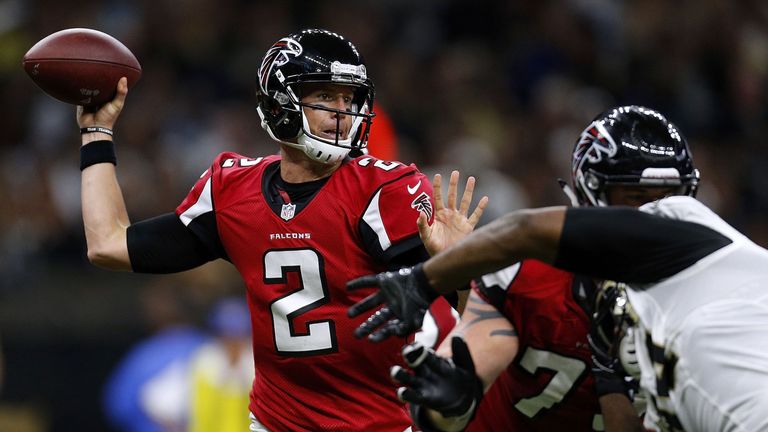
left=1, top=0, right=768, bottom=430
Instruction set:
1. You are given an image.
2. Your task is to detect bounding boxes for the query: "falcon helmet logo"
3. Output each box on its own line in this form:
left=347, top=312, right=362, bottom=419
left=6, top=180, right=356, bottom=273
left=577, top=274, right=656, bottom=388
left=572, top=121, right=618, bottom=175
left=410, top=192, right=433, bottom=221
left=258, top=37, right=303, bottom=94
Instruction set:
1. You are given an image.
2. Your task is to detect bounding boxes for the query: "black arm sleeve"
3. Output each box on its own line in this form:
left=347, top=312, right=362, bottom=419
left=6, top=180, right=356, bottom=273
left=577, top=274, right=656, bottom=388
left=389, top=243, right=463, bottom=308
left=554, top=207, right=733, bottom=284
left=387, top=243, right=430, bottom=269
left=127, top=213, right=223, bottom=273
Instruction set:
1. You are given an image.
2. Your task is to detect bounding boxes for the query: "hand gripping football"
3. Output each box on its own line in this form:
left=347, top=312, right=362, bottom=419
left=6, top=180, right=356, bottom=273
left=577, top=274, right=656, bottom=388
left=22, top=28, right=141, bottom=107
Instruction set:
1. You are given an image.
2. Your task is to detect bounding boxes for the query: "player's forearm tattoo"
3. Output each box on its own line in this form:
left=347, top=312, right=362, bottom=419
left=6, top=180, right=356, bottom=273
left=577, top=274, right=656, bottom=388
left=462, top=294, right=516, bottom=337
left=464, top=308, right=517, bottom=338
left=465, top=306, right=504, bottom=327
left=490, top=328, right=517, bottom=337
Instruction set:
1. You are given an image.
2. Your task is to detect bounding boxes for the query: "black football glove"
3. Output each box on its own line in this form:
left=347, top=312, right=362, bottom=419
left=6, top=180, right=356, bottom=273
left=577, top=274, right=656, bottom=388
left=390, top=337, right=483, bottom=432
left=347, top=263, right=439, bottom=342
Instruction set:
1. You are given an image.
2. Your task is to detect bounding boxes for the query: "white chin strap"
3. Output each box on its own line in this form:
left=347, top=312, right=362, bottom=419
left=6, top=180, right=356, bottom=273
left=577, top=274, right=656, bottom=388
left=257, top=103, right=367, bottom=165
left=292, top=105, right=366, bottom=164
left=296, top=133, right=352, bottom=164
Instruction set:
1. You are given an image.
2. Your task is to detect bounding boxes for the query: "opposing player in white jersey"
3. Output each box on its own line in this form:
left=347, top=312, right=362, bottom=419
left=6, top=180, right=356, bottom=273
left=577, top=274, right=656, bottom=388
left=349, top=181, right=768, bottom=430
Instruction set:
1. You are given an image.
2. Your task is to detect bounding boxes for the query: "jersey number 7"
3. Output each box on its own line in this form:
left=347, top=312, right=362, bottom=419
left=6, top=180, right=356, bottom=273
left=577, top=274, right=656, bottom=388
left=515, top=347, right=604, bottom=430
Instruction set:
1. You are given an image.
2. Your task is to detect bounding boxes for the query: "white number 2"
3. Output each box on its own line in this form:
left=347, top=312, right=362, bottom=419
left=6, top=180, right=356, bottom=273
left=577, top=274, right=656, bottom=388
left=357, top=157, right=401, bottom=171
left=265, top=249, right=337, bottom=356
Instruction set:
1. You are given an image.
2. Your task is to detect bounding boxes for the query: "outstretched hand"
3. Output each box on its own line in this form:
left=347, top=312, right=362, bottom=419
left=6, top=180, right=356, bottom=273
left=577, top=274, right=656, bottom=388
left=77, top=77, right=128, bottom=131
left=390, top=337, right=483, bottom=432
left=419, top=171, right=489, bottom=256
left=347, top=264, right=438, bottom=342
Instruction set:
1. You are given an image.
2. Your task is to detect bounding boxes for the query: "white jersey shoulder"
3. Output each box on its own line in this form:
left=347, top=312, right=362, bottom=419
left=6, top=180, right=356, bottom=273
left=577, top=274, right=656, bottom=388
left=639, top=196, right=747, bottom=244
left=629, top=196, right=768, bottom=430
left=629, top=195, right=768, bottom=344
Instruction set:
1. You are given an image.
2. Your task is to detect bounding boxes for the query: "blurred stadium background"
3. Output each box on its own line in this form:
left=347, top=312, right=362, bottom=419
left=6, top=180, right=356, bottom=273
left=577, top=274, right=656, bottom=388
left=2, top=0, right=768, bottom=430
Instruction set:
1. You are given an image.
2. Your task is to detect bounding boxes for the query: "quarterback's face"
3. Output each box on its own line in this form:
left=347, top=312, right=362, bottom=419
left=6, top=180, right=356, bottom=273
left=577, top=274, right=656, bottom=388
left=300, top=83, right=354, bottom=141
left=605, top=185, right=680, bottom=207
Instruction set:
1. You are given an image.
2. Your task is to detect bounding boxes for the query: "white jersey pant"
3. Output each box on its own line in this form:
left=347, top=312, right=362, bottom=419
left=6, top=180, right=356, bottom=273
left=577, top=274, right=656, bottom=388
left=643, top=294, right=768, bottom=432
left=249, top=414, right=269, bottom=432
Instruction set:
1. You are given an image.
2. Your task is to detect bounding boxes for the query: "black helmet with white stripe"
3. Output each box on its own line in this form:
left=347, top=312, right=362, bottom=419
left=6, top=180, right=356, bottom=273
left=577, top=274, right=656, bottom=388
left=256, top=29, right=375, bottom=164
left=569, top=106, right=700, bottom=207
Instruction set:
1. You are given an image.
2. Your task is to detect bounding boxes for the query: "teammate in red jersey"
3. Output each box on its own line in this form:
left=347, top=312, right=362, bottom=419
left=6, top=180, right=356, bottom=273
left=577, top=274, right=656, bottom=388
left=349, top=106, right=700, bottom=431
left=461, top=262, right=602, bottom=431
left=76, top=28, right=486, bottom=431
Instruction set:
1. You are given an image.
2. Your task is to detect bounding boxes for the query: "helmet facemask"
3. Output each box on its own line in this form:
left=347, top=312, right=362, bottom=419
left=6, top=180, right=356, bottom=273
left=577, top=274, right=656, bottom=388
left=292, top=79, right=373, bottom=163
left=588, top=280, right=638, bottom=374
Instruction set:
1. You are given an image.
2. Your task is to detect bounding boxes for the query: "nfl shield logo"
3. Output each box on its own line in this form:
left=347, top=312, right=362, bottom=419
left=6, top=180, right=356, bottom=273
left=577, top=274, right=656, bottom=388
left=280, top=203, right=296, bottom=221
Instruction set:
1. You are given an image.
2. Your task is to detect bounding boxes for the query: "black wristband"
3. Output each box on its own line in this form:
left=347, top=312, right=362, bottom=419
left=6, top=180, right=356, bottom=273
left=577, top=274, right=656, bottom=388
left=80, top=140, right=117, bottom=170
left=80, top=126, right=113, bottom=136
left=409, top=404, right=443, bottom=432
left=593, top=368, right=629, bottom=397
left=412, top=263, right=439, bottom=302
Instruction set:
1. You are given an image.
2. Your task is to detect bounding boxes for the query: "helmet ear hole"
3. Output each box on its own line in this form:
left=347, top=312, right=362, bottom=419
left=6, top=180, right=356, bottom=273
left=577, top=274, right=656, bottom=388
left=257, top=93, right=302, bottom=141
left=585, top=172, right=602, bottom=191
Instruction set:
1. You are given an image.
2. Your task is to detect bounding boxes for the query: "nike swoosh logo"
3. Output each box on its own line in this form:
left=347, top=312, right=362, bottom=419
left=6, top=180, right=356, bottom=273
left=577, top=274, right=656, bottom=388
left=407, top=180, right=422, bottom=195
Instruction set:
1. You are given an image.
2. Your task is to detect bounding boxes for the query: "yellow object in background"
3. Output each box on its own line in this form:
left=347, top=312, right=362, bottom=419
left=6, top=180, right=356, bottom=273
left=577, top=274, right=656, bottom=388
left=189, top=297, right=254, bottom=432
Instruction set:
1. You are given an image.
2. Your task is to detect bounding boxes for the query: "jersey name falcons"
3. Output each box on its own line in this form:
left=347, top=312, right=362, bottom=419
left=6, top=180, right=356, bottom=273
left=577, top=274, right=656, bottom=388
left=468, top=260, right=603, bottom=432
left=175, top=152, right=448, bottom=431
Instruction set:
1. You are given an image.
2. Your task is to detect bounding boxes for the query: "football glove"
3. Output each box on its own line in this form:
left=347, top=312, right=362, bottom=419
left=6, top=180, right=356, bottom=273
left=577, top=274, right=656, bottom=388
left=347, top=263, right=438, bottom=342
left=390, top=337, right=483, bottom=432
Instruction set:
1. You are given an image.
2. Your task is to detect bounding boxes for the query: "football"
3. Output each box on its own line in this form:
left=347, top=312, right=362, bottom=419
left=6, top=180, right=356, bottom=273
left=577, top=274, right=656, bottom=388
left=22, top=28, right=141, bottom=107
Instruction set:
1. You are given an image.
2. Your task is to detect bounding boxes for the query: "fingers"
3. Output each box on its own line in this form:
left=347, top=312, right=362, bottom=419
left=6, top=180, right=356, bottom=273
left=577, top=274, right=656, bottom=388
left=402, top=341, right=429, bottom=367
left=367, top=319, right=400, bottom=342
left=437, top=171, right=485, bottom=220
left=347, top=274, right=386, bottom=318
left=458, top=176, right=476, bottom=216
left=347, top=291, right=383, bottom=318
left=446, top=170, right=459, bottom=210
left=103, top=77, right=128, bottom=118
left=393, top=348, right=426, bottom=404
left=450, top=337, right=476, bottom=375
left=432, top=173, right=444, bottom=211
left=356, top=308, right=395, bottom=340
left=394, top=343, right=436, bottom=404
left=346, top=275, right=379, bottom=291
left=467, top=195, right=489, bottom=227
left=416, top=211, right=430, bottom=240
left=390, top=365, right=416, bottom=386
left=397, top=386, right=426, bottom=405
left=117, top=76, right=128, bottom=95
left=111, top=76, right=128, bottom=109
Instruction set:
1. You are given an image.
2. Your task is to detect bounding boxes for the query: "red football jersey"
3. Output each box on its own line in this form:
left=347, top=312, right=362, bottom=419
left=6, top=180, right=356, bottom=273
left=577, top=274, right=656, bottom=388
left=467, top=260, right=603, bottom=432
left=176, top=153, right=445, bottom=431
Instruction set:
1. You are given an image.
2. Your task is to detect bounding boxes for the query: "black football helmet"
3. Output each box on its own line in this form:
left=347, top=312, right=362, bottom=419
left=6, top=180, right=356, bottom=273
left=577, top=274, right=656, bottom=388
left=256, top=29, right=375, bottom=164
left=569, top=106, right=700, bottom=207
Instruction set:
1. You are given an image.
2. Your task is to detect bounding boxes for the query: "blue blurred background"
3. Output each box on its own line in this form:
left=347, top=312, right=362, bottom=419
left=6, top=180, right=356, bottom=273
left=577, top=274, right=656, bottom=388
left=2, top=0, right=768, bottom=430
